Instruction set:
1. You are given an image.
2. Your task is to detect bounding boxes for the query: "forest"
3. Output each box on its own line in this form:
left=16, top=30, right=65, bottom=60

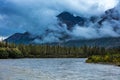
left=0, top=41, right=120, bottom=66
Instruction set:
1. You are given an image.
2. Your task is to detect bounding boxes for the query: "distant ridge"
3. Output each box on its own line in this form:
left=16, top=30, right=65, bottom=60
left=5, top=32, right=120, bottom=48
left=5, top=5, right=120, bottom=47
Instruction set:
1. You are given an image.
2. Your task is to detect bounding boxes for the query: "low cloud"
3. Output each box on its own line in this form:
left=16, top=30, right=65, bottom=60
left=0, top=0, right=119, bottom=43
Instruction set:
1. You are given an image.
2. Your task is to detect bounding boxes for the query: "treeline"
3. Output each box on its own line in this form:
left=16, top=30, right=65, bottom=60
left=0, top=41, right=120, bottom=59
left=86, top=47, right=120, bottom=66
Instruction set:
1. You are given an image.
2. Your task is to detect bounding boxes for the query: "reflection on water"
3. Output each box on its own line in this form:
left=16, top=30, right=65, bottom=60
left=0, top=58, right=120, bottom=80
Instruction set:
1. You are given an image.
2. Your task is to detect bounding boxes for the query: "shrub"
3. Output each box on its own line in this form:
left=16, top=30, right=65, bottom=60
left=0, top=48, right=9, bottom=59
left=7, top=48, right=24, bottom=58
left=103, top=55, right=110, bottom=62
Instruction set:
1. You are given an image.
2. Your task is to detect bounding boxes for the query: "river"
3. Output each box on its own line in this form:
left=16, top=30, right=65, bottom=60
left=0, top=58, right=120, bottom=80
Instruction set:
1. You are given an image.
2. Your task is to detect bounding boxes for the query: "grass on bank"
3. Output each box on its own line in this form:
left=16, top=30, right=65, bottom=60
left=86, top=54, right=120, bottom=66
left=0, top=41, right=120, bottom=67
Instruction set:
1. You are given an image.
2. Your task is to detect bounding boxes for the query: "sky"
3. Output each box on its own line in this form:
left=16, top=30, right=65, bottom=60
left=0, top=0, right=119, bottom=41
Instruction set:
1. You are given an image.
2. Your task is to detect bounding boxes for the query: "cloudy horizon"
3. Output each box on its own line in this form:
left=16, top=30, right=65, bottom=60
left=0, top=0, right=120, bottom=42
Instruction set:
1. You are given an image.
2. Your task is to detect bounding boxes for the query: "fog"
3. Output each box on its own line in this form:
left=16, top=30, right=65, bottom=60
left=0, top=0, right=120, bottom=43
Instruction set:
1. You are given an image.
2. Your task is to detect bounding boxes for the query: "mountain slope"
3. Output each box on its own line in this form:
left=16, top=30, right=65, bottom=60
left=61, top=37, right=120, bottom=48
left=5, top=32, right=41, bottom=44
left=5, top=31, right=120, bottom=48
left=4, top=4, right=120, bottom=47
left=57, top=12, right=86, bottom=30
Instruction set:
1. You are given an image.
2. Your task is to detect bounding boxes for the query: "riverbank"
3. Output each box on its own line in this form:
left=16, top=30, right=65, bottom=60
left=0, top=41, right=120, bottom=66
left=86, top=54, right=120, bottom=66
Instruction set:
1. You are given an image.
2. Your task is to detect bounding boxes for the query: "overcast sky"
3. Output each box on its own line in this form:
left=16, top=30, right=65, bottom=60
left=0, top=0, right=119, bottom=40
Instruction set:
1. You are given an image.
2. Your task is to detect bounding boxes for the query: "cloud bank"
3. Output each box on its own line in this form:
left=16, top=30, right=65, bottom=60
left=0, top=0, right=120, bottom=43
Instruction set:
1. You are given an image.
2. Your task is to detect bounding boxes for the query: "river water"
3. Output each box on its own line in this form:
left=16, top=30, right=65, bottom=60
left=0, top=58, right=120, bottom=80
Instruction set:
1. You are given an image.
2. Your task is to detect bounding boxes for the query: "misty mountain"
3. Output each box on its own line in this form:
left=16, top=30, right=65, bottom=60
left=56, top=5, right=120, bottom=40
left=5, top=31, right=120, bottom=48
left=5, top=32, right=42, bottom=44
left=57, top=7, right=120, bottom=33
left=61, top=37, right=120, bottom=48
left=5, top=4, right=120, bottom=47
left=98, top=9, right=119, bottom=26
left=57, top=12, right=86, bottom=30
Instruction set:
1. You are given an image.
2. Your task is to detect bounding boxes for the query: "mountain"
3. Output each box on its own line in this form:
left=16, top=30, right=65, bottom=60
left=57, top=9, right=120, bottom=32
left=57, top=12, right=86, bottom=30
left=5, top=32, right=41, bottom=44
left=5, top=31, right=120, bottom=48
left=61, top=37, right=120, bottom=48
left=5, top=5, right=120, bottom=47
left=97, top=4, right=120, bottom=31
